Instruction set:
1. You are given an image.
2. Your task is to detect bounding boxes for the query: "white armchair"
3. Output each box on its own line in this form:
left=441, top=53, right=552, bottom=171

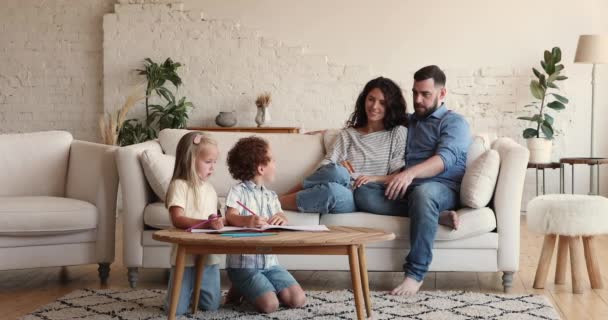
left=0, top=131, right=119, bottom=282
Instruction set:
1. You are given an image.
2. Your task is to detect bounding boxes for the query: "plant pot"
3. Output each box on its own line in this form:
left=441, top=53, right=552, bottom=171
left=215, top=111, right=237, bottom=127
left=527, top=138, right=552, bottom=163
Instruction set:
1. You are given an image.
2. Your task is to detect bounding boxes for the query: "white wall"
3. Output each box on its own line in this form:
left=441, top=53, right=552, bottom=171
left=0, top=0, right=114, bottom=141
left=1, top=0, right=606, bottom=200
left=107, top=0, right=608, bottom=200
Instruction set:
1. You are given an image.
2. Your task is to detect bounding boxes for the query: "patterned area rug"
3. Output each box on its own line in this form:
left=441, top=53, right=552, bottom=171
left=22, top=288, right=559, bottom=320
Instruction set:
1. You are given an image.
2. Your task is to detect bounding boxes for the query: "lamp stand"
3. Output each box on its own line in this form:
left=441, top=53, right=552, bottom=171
left=590, top=63, right=597, bottom=194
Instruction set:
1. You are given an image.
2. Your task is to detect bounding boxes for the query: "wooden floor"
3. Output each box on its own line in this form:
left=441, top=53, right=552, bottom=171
left=2, top=216, right=608, bottom=319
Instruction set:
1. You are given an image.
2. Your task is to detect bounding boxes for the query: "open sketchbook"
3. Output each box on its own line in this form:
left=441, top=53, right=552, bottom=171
left=191, top=225, right=330, bottom=233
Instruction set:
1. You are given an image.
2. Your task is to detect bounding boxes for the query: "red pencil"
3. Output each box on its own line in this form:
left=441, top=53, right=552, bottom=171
left=236, top=200, right=258, bottom=216
left=186, top=215, right=218, bottom=232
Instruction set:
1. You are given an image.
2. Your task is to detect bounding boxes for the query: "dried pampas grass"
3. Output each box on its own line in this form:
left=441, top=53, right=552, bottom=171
left=255, top=92, right=272, bottom=108
left=99, top=84, right=145, bottom=145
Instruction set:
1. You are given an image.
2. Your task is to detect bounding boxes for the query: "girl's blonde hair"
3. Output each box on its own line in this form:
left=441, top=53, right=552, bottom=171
left=170, top=132, right=217, bottom=209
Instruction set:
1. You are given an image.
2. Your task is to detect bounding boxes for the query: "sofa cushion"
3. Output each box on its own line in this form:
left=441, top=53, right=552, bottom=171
left=0, top=196, right=97, bottom=235
left=141, top=150, right=175, bottom=202
left=466, top=135, right=490, bottom=167
left=158, top=129, right=324, bottom=196
left=319, top=207, right=496, bottom=241
left=0, top=131, right=72, bottom=197
left=460, top=149, right=500, bottom=208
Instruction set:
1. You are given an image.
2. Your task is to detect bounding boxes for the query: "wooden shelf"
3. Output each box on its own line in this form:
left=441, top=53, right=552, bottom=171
left=187, top=127, right=300, bottom=134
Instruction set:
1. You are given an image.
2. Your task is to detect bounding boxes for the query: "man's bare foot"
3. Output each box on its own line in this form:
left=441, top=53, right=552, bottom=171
left=391, top=276, right=423, bottom=295
left=224, top=287, right=243, bottom=305
left=438, top=210, right=459, bottom=230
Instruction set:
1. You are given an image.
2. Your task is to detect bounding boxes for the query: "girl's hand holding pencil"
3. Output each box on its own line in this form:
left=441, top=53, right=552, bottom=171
left=186, top=214, right=224, bottom=232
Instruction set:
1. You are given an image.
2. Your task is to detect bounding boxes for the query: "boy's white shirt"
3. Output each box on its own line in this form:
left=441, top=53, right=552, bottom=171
left=166, top=179, right=222, bottom=266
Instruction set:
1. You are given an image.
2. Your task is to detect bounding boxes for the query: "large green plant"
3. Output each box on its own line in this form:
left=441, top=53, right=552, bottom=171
left=117, top=58, right=193, bottom=146
left=518, top=47, right=568, bottom=140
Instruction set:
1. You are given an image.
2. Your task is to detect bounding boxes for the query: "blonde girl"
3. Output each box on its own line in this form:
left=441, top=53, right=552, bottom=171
left=164, top=132, right=224, bottom=315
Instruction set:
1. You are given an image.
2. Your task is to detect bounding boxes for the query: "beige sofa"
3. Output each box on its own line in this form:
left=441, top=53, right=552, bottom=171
left=0, top=131, right=119, bottom=282
left=117, top=129, right=529, bottom=291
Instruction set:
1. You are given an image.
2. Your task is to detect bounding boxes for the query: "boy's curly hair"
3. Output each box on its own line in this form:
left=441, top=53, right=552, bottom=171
left=227, top=136, right=271, bottom=181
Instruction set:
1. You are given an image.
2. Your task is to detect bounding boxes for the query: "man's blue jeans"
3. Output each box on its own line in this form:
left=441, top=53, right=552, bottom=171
left=296, top=163, right=356, bottom=214
left=354, top=182, right=458, bottom=282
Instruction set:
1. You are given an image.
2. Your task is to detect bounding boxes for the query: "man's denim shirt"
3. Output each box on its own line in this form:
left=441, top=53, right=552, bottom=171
left=405, top=104, right=471, bottom=192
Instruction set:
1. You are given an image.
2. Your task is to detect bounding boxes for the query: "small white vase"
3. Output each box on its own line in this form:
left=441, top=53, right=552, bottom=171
left=255, top=106, right=270, bottom=127
left=527, top=138, right=552, bottom=163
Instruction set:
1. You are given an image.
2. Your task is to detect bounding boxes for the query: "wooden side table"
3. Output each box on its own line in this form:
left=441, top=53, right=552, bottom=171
left=527, top=162, right=561, bottom=196
left=187, top=127, right=301, bottom=134
left=559, top=157, right=608, bottom=195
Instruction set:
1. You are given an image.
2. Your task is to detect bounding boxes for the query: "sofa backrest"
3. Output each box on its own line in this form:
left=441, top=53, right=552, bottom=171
left=158, top=129, right=325, bottom=196
left=0, top=131, right=72, bottom=197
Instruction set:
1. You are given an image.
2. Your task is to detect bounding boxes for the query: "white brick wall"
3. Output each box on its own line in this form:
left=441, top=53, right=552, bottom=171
left=0, top=0, right=114, bottom=141
left=103, top=2, right=580, bottom=204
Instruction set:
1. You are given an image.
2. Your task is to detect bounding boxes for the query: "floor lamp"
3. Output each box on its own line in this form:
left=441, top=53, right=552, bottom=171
left=574, top=35, right=608, bottom=194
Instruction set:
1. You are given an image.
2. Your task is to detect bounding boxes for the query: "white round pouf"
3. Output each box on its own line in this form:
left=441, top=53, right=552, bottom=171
left=527, top=194, right=608, bottom=293
left=527, top=194, right=608, bottom=235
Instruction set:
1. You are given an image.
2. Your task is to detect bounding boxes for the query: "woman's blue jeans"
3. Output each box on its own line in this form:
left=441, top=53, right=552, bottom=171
left=295, top=163, right=356, bottom=214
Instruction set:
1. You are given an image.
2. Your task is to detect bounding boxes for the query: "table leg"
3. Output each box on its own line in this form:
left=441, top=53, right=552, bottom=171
left=358, top=245, right=372, bottom=318
left=543, top=168, right=547, bottom=194
left=597, top=165, right=601, bottom=195
left=572, top=165, right=575, bottom=194
left=192, top=255, right=205, bottom=314
left=168, top=246, right=186, bottom=320
left=535, top=168, right=539, bottom=196
left=348, top=245, right=365, bottom=320
left=560, top=163, right=565, bottom=194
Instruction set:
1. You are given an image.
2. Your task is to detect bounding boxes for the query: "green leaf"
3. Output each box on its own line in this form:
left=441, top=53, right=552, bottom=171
left=551, top=93, right=569, bottom=104
left=156, top=87, right=175, bottom=103
left=547, top=101, right=566, bottom=110
left=544, top=50, right=552, bottom=66
left=555, top=64, right=564, bottom=73
left=530, top=80, right=544, bottom=99
left=547, top=82, right=559, bottom=89
left=541, top=60, right=547, bottom=71
left=533, top=68, right=543, bottom=79
left=539, top=74, right=547, bottom=88
left=552, top=47, right=562, bottom=63
left=523, top=128, right=539, bottom=139
left=556, top=75, right=568, bottom=81
left=541, top=122, right=554, bottom=139
left=517, top=115, right=542, bottom=123
left=544, top=114, right=554, bottom=126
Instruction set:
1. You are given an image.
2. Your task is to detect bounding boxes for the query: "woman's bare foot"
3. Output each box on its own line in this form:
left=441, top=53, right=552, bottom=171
left=438, top=210, right=459, bottom=230
left=391, top=276, right=423, bottom=295
left=224, top=286, right=243, bottom=305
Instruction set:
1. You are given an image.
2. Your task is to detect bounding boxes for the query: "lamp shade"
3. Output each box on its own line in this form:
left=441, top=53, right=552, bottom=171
left=574, top=35, right=608, bottom=64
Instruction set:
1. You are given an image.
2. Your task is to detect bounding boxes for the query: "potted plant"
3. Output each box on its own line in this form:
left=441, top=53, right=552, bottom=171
left=112, top=58, right=194, bottom=146
left=518, top=47, right=568, bottom=163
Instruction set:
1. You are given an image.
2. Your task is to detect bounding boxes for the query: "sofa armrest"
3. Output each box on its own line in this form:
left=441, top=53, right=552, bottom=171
left=66, top=140, right=119, bottom=263
left=491, top=138, right=529, bottom=272
left=116, top=140, right=163, bottom=267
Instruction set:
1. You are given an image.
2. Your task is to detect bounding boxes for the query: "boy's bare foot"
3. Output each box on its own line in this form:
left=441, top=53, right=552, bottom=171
left=391, top=276, right=423, bottom=295
left=225, top=287, right=243, bottom=305
left=438, top=210, right=459, bottom=230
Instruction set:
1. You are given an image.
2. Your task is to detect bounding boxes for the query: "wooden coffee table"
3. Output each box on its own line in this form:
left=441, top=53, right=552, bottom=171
left=153, top=226, right=395, bottom=320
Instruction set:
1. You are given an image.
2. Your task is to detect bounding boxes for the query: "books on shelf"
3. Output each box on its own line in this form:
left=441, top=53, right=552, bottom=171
left=190, top=225, right=330, bottom=233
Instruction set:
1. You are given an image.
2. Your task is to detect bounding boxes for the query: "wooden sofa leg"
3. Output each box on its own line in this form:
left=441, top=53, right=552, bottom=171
left=98, top=263, right=110, bottom=284
left=502, top=271, right=514, bottom=293
left=128, top=267, right=139, bottom=288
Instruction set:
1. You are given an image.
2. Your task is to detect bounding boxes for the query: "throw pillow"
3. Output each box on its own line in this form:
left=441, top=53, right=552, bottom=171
left=460, top=149, right=500, bottom=208
left=140, top=150, right=175, bottom=202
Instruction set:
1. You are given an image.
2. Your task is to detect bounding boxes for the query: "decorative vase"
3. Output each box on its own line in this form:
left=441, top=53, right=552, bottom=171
left=255, top=106, right=270, bottom=127
left=215, top=111, right=237, bottom=127
left=527, top=138, right=552, bottom=163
